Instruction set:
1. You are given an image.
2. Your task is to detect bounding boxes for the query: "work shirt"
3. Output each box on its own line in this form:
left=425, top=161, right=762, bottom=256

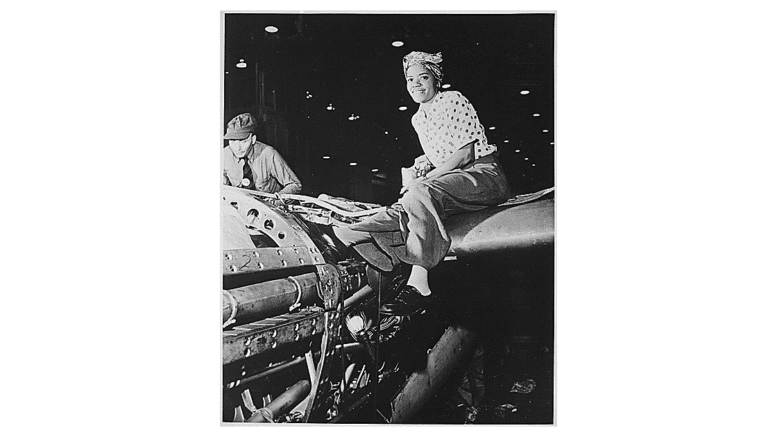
left=222, top=142, right=302, bottom=194
left=410, top=90, right=497, bottom=169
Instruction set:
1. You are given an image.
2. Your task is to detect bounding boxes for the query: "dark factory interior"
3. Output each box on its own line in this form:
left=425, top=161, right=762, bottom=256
left=222, top=12, right=555, bottom=424
left=223, top=13, right=554, bottom=205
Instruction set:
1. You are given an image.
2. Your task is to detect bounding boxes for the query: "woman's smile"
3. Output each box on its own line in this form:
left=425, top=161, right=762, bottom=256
left=406, top=64, right=438, bottom=104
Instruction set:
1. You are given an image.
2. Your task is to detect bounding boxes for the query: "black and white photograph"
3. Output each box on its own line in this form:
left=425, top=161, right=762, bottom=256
left=220, top=12, right=555, bottom=424
left=6, top=2, right=777, bottom=435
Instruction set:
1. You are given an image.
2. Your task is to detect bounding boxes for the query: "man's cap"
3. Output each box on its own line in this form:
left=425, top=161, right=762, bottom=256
left=224, top=113, right=257, bottom=140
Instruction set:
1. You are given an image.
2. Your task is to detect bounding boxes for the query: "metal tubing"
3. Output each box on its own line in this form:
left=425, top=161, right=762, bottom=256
left=247, top=380, right=311, bottom=423
left=343, top=285, right=374, bottom=309
left=222, top=272, right=321, bottom=325
left=389, top=325, right=479, bottom=423
left=225, top=356, right=306, bottom=392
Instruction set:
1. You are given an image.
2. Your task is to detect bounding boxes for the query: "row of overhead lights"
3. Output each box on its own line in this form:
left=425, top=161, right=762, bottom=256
left=231, top=24, right=551, bottom=177
left=233, top=25, right=551, bottom=167
left=313, top=87, right=549, bottom=167
left=320, top=155, right=383, bottom=173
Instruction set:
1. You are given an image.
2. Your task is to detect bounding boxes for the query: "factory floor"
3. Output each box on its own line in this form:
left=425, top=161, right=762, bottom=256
left=412, top=336, right=554, bottom=424
left=413, top=247, right=555, bottom=425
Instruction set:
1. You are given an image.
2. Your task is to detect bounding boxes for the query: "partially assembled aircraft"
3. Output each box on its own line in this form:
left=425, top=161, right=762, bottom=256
left=222, top=185, right=554, bottom=423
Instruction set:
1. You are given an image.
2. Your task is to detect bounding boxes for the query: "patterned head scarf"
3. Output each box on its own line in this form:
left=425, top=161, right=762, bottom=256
left=403, top=51, right=443, bottom=85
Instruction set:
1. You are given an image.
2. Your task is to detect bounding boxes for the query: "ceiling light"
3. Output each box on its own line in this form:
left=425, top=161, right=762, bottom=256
left=372, top=168, right=379, bottom=172
left=326, top=104, right=335, bottom=111
left=532, top=164, right=536, bottom=167
left=515, top=149, right=520, bottom=152
left=322, top=156, right=330, bottom=159
left=225, top=71, right=229, bottom=75
left=392, top=41, right=404, bottom=47
left=265, top=26, right=278, bottom=33
left=504, top=139, right=509, bottom=143
left=350, top=162, right=357, bottom=166
left=533, top=113, right=540, bottom=117
left=441, top=84, right=451, bottom=89
left=236, top=59, right=247, bottom=68
left=488, top=126, right=496, bottom=130
left=542, top=129, right=548, bottom=133
left=525, top=157, right=529, bottom=160
left=550, top=142, right=554, bottom=145
left=398, top=106, right=407, bottom=111
left=520, top=90, right=530, bottom=95
left=384, top=131, right=389, bottom=135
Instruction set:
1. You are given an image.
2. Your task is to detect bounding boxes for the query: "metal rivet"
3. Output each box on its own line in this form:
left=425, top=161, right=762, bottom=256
left=253, top=251, right=260, bottom=257
left=230, top=265, right=238, bottom=272
left=272, top=330, right=277, bottom=338
left=282, top=260, right=288, bottom=267
left=258, top=262, right=264, bottom=269
left=245, top=349, right=251, bottom=357
left=299, top=258, right=305, bottom=264
left=272, top=341, right=277, bottom=349
left=277, top=249, right=283, bottom=256
left=225, top=253, right=232, bottom=260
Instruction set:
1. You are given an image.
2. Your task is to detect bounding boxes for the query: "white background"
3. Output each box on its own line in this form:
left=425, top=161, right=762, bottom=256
left=2, top=1, right=776, bottom=436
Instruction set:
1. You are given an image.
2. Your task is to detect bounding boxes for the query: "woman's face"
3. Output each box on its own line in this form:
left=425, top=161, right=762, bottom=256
left=405, top=64, right=438, bottom=104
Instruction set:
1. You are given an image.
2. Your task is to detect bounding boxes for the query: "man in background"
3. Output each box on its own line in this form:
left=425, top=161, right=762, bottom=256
left=222, top=113, right=302, bottom=194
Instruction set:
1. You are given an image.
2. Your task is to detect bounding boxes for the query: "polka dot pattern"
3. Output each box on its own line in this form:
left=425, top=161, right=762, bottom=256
left=411, top=90, right=497, bottom=168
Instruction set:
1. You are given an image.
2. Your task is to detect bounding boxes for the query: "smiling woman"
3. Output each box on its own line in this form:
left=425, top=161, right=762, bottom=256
left=333, top=50, right=511, bottom=316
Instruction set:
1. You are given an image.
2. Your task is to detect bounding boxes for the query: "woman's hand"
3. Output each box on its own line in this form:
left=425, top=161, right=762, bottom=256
left=413, top=156, right=433, bottom=178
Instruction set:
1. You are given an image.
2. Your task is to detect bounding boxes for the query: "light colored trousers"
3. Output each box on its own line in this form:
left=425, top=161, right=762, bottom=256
left=334, top=154, right=510, bottom=272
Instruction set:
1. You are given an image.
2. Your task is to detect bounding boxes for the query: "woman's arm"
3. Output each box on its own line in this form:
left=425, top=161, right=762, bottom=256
left=424, top=140, right=475, bottom=179
left=400, top=141, right=475, bottom=194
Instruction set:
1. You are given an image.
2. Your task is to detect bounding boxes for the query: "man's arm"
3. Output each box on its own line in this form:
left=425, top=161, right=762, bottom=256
left=222, top=147, right=235, bottom=186
left=269, top=149, right=302, bottom=194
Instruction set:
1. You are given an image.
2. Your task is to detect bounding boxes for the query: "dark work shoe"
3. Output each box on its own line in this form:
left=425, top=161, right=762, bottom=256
left=379, top=285, right=439, bottom=316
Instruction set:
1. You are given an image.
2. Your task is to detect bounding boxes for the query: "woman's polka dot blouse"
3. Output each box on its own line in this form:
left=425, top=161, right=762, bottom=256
left=411, top=90, right=497, bottom=169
